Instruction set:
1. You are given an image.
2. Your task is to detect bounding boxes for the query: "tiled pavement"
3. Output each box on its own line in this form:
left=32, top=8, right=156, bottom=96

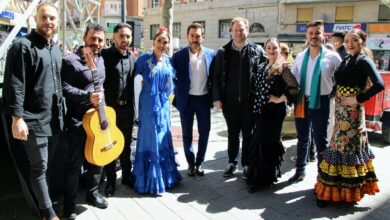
left=5, top=109, right=390, bottom=220
left=68, top=109, right=390, bottom=220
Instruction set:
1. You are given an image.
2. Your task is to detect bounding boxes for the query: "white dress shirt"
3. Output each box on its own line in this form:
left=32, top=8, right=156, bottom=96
left=189, top=48, right=208, bottom=95
left=292, top=47, right=342, bottom=96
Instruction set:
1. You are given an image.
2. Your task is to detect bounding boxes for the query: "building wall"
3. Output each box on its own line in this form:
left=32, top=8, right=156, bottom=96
left=280, top=0, right=379, bottom=33
left=143, top=0, right=279, bottom=50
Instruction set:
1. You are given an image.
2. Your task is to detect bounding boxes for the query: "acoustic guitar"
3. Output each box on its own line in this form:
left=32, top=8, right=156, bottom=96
left=81, top=47, right=125, bottom=166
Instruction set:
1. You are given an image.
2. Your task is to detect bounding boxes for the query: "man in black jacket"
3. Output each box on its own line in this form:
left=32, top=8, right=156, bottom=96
left=61, top=23, right=108, bottom=219
left=212, top=17, right=267, bottom=179
left=101, top=23, right=136, bottom=197
left=3, top=3, right=63, bottom=220
left=331, top=32, right=348, bottom=59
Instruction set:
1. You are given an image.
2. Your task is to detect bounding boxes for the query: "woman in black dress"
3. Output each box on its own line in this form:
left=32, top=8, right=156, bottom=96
left=247, top=38, right=299, bottom=192
left=315, top=29, right=384, bottom=207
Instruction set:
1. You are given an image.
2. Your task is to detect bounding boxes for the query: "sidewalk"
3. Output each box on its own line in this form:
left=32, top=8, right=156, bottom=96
left=69, top=109, right=390, bottom=220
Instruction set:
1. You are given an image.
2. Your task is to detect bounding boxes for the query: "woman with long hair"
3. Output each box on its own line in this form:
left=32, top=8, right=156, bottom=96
left=315, top=28, right=384, bottom=207
left=247, top=38, right=299, bottom=192
left=132, top=27, right=182, bottom=195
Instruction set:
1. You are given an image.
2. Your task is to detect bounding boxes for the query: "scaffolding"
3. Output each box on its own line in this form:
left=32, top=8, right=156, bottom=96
left=0, top=0, right=101, bottom=83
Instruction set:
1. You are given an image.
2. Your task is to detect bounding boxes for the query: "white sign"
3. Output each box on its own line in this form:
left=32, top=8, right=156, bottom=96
left=367, top=37, right=390, bottom=51
left=333, top=23, right=362, bottom=32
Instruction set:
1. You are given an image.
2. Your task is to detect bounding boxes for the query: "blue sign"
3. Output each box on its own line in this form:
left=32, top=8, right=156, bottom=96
left=296, top=23, right=334, bottom=32
left=0, top=10, right=15, bottom=20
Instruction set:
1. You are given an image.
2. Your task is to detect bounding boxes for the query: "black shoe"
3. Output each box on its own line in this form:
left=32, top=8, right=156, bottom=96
left=247, top=186, right=256, bottom=193
left=242, top=166, right=248, bottom=180
left=195, top=165, right=204, bottom=176
left=222, top=163, right=237, bottom=177
left=316, top=198, right=328, bottom=208
left=187, top=165, right=195, bottom=177
left=122, top=176, right=135, bottom=189
left=309, top=154, right=316, bottom=162
left=288, top=172, right=305, bottom=184
left=63, top=203, right=76, bottom=220
left=105, top=183, right=115, bottom=197
left=86, top=191, right=108, bottom=209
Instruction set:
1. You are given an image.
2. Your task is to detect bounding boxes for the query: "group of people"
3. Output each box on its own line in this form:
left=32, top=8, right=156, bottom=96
left=2, top=2, right=384, bottom=220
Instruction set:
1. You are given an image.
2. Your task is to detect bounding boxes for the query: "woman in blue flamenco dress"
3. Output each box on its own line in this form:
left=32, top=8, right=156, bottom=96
left=132, top=28, right=182, bottom=195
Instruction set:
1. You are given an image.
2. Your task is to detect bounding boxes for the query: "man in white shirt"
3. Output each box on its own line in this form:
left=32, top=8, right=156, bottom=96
left=172, top=23, right=216, bottom=176
left=289, top=20, right=341, bottom=184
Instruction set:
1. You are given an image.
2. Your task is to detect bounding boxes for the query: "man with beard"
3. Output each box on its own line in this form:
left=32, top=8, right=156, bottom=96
left=101, top=23, right=136, bottom=196
left=212, top=17, right=267, bottom=179
left=61, top=23, right=108, bottom=219
left=288, top=20, right=341, bottom=184
left=3, top=3, right=63, bottom=220
left=172, top=23, right=216, bottom=177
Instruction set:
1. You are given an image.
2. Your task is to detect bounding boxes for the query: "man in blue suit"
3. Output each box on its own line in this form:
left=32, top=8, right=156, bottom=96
left=172, top=23, right=216, bottom=177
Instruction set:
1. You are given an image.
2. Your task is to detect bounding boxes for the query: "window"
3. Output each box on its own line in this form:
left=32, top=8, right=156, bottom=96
left=335, top=6, right=354, bottom=22
left=193, top=20, right=205, bottom=34
left=378, top=4, right=390, bottom=21
left=250, top=23, right=265, bottom=33
left=173, top=22, right=181, bottom=38
left=219, top=19, right=231, bottom=38
left=104, top=1, right=121, bottom=16
left=173, top=0, right=181, bottom=4
left=151, top=0, right=159, bottom=8
left=296, top=8, right=313, bottom=23
left=150, top=24, right=160, bottom=40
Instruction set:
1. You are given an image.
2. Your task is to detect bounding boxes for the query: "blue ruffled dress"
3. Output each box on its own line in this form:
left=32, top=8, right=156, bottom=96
left=133, top=52, right=182, bottom=195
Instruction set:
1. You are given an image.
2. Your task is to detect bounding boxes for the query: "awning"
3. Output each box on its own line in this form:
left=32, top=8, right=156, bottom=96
left=277, top=34, right=306, bottom=43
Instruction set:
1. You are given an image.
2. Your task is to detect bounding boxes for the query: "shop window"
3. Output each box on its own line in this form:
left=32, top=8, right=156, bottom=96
left=193, top=21, right=206, bottom=34
left=173, top=0, right=181, bottom=4
left=173, top=22, right=181, bottom=38
left=335, top=6, right=354, bottom=22
left=378, top=4, right=390, bottom=21
left=250, top=23, right=265, bottom=33
left=150, top=24, right=160, bottom=40
left=151, top=0, right=159, bottom=8
left=219, top=19, right=231, bottom=38
left=297, top=8, right=313, bottom=23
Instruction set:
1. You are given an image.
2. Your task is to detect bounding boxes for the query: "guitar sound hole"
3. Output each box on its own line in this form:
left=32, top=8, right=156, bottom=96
left=100, top=120, right=109, bottom=130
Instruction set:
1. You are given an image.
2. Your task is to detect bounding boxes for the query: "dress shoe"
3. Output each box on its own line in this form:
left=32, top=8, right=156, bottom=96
left=288, top=172, right=306, bottom=184
left=242, top=166, right=248, bottom=180
left=222, top=163, right=237, bottom=177
left=63, top=203, right=77, bottom=220
left=86, top=191, right=108, bottom=209
left=195, top=165, right=205, bottom=176
left=105, top=183, right=115, bottom=197
left=187, top=165, right=195, bottom=177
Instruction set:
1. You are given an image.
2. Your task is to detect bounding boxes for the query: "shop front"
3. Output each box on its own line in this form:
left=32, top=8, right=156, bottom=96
left=368, top=23, right=390, bottom=71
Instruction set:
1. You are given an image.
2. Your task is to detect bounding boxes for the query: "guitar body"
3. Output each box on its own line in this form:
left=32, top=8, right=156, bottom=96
left=82, top=106, right=125, bottom=166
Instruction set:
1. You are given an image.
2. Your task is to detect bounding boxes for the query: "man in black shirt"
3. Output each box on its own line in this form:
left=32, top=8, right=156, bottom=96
left=61, top=23, right=108, bottom=219
left=101, top=23, right=136, bottom=197
left=331, top=32, right=348, bottom=59
left=3, top=3, right=63, bottom=220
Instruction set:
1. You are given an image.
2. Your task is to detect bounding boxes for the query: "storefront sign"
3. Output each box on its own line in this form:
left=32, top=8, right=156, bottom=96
left=0, top=10, right=14, bottom=20
left=333, top=23, right=363, bottom=32
left=106, top=23, right=118, bottom=33
left=367, top=37, right=390, bottom=50
left=296, top=23, right=366, bottom=33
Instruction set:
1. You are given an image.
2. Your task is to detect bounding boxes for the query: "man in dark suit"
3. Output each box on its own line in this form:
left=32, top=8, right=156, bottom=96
left=172, top=23, right=216, bottom=176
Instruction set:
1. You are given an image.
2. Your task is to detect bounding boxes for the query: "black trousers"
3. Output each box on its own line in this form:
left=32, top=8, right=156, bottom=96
left=64, top=126, right=102, bottom=207
left=104, top=107, right=134, bottom=184
left=222, top=100, right=255, bottom=167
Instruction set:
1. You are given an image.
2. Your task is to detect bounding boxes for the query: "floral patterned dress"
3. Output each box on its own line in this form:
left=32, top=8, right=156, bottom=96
left=315, top=53, right=384, bottom=202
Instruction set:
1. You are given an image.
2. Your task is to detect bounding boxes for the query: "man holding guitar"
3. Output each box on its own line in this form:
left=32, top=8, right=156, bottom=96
left=61, top=23, right=108, bottom=219
left=101, top=23, right=136, bottom=197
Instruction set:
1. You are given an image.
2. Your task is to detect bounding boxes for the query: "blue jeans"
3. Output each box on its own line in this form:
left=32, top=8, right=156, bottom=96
left=295, top=96, right=330, bottom=175
left=180, top=95, right=211, bottom=167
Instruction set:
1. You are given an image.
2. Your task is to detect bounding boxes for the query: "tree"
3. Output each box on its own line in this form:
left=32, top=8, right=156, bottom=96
left=162, top=0, right=173, bottom=56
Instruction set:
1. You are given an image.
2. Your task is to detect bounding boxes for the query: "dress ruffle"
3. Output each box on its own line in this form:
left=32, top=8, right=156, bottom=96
left=133, top=149, right=182, bottom=195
